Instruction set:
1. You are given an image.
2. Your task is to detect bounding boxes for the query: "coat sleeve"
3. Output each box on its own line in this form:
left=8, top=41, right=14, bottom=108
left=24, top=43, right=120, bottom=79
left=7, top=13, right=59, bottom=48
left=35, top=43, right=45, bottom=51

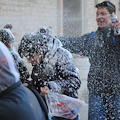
left=58, top=32, right=93, bottom=56
left=47, top=48, right=81, bottom=98
left=10, top=46, right=30, bottom=83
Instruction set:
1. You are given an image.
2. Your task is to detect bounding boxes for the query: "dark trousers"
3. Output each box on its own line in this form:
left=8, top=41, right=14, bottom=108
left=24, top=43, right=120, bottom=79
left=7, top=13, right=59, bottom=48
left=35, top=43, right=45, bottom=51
left=51, top=115, right=79, bottom=120
left=88, top=92, right=120, bottom=120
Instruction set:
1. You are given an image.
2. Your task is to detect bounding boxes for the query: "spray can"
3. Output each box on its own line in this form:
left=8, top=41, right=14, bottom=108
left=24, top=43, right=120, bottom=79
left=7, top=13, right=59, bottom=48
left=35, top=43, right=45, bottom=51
left=111, top=15, right=120, bottom=35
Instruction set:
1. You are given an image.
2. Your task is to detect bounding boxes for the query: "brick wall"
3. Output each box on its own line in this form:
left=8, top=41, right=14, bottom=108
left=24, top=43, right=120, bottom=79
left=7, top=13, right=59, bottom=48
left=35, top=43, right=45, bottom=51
left=0, top=0, right=58, bottom=49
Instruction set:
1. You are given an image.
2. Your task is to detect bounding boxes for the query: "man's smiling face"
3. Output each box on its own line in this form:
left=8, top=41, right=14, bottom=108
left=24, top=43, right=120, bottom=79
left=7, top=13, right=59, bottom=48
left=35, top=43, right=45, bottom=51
left=96, top=7, right=111, bottom=28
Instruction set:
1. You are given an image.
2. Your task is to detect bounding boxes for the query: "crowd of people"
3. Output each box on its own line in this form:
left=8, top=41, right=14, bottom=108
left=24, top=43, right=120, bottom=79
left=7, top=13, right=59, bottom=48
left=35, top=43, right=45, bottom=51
left=0, top=1, right=120, bottom=120
left=0, top=25, right=81, bottom=120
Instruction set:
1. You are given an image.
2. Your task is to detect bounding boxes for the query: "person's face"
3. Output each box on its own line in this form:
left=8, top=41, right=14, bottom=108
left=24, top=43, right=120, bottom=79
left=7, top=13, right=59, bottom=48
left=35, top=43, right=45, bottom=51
left=23, top=52, right=42, bottom=64
left=96, top=7, right=111, bottom=28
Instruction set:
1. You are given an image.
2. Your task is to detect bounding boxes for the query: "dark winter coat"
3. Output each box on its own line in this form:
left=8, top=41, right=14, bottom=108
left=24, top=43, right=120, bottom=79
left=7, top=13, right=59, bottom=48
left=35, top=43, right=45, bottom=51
left=59, top=27, right=120, bottom=95
left=31, top=37, right=81, bottom=98
left=0, top=82, right=47, bottom=120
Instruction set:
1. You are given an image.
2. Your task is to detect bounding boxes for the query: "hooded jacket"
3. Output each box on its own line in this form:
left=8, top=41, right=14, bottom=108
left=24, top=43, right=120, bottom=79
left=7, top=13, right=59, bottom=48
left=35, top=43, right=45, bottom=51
left=18, top=30, right=81, bottom=98
left=59, top=27, right=120, bottom=95
left=0, top=41, right=47, bottom=120
left=0, top=28, right=30, bottom=83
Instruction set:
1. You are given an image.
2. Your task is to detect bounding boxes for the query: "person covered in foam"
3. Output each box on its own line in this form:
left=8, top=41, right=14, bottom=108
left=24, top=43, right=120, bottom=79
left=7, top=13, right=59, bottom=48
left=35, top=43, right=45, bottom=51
left=0, top=24, right=30, bottom=83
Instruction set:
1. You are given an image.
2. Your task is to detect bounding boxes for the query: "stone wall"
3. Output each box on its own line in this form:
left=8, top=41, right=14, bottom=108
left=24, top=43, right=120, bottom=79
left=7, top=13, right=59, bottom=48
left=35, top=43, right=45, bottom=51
left=0, top=0, right=58, bottom=48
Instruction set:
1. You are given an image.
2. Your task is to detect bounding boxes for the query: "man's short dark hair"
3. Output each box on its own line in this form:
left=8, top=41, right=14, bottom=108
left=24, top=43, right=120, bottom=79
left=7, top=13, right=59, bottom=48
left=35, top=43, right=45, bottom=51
left=95, top=1, right=116, bottom=14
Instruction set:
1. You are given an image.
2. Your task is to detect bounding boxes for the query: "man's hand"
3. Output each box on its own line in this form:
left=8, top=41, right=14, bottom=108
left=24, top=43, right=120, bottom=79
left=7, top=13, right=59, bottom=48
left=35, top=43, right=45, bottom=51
left=22, top=83, right=29, bottom=87
left=110, top=19, right=120, bottom=30
left=40, top=86, right=50, bottom=96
